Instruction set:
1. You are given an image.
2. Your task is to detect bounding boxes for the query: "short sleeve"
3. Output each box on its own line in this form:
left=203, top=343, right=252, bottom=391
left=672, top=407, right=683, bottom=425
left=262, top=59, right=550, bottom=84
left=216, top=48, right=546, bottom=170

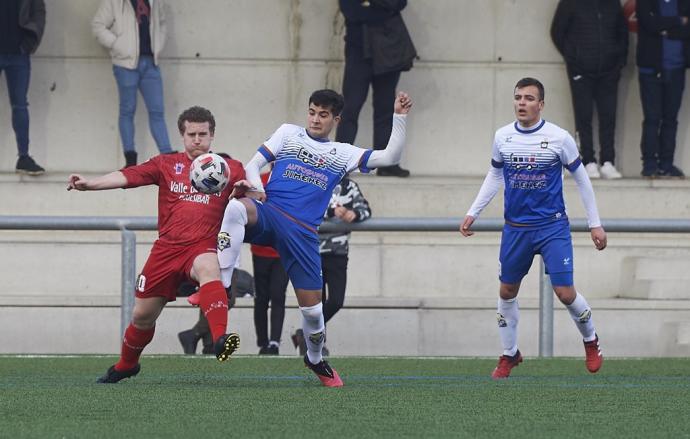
left=344, top=144, right=373, bottom=174
left=121, top=156, right=162, bottom=188
left=259, top=124, right=293, bottom=162
left=491, top=132, right=504, bottom=168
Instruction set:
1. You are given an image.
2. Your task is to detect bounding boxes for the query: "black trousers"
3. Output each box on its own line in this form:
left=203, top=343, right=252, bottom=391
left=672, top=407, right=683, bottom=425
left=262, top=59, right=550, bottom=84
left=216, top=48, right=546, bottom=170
left=336, top=45, right=401, bottom=150
left=639, top=69, right=686, bottom=171
left=321, top=254, right=349, bottom=323
left=567, top=68, right=621, bottom=165
left=252, top=255, right=289, bottom=347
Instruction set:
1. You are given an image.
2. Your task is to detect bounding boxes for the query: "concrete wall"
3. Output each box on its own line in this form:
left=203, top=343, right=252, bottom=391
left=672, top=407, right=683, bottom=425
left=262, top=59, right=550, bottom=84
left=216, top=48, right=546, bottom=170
left=2, top=0, right=689, bottom=177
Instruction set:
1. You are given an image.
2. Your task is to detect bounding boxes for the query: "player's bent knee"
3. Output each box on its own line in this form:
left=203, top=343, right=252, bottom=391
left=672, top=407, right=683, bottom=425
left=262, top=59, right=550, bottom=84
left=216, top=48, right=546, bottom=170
left=300, top=302, right=323, bottom=322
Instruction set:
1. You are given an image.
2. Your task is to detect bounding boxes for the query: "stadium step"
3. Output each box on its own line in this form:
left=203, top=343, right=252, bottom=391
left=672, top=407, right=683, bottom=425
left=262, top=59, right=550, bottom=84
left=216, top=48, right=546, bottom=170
left=622, top=256, right=690, bottom=299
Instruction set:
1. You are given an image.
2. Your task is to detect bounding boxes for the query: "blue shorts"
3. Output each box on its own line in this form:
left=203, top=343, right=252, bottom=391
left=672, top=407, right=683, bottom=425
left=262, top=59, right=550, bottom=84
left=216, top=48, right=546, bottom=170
left=245, top=200, right=322, bottom=290
left=499, top=221, right=574, bottom=286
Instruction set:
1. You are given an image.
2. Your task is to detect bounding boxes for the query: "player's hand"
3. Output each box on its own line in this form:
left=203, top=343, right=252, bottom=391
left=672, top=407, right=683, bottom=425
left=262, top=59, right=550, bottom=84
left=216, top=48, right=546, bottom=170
left=67, top=174, right=89, bottom=191
left=394, top=92, right=413, bottom=115
left=230, top=179, right=265, bottom=201
left=590, top=226, right=607, bottom=251
left=247, top=190, right=267, bottom=202
left=334, top=206, right=357, bottom=223
left=460, top=215, right=475, bottom=237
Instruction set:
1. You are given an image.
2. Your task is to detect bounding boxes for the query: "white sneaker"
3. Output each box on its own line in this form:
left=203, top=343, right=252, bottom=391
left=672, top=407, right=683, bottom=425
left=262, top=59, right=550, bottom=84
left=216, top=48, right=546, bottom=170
left=599, top=161, right=622, bottom=179
left=585, top=162, right=601, bottom=179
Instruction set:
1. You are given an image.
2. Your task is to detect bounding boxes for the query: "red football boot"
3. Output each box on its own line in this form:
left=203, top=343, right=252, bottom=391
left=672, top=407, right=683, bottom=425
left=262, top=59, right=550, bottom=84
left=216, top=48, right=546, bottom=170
left=491, top=350, right=523, bottom=379
left=584, top=335, right=603, bottom=373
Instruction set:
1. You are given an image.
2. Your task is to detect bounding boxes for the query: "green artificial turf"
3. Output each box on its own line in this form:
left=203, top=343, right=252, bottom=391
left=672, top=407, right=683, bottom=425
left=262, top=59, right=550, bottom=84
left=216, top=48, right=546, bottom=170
left=1, top=356, right=689, bottom=438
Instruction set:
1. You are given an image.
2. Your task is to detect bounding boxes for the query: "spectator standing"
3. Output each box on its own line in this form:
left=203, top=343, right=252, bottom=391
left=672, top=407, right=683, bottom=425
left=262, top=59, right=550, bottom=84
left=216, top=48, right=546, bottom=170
left=336, top=0, right=416, bottom=177
left=636, top=0, right=690, bottom=178
left=92, top=0, right=174, bottom=167
left=251, top=169, right=289, bottom=356
left=551, top=0, right=628, bottom=179
left=318, top=176, right=371, bottom=355
left=1, top=0, right=46, bottom=175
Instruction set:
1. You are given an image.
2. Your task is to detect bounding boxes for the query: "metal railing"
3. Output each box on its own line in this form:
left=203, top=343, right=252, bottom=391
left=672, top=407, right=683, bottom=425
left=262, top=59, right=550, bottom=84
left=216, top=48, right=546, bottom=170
left=2, top=215, right=690, bottom=356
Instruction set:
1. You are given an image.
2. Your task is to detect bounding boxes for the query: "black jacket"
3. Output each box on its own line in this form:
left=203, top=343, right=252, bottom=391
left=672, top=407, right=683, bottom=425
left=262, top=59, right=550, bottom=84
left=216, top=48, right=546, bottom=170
left=19, top=0, right=45, bottom=54
left=339, top=0, right=417, bottom=75
left=551, top=0, right=628, bottom=75
left=636, top=0, right=690, bottom=71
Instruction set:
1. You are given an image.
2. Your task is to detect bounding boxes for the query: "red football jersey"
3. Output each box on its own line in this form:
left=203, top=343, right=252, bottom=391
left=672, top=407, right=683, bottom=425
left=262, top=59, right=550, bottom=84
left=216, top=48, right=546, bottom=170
left=121, top=152, right=246, bottom=246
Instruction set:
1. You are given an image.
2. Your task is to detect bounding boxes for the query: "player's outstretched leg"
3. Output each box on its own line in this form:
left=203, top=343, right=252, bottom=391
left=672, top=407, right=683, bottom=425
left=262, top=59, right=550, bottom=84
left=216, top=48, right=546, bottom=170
left=96, top=364, right=141, bottom=384
left=214, top=332, right=240, bottom=362
left=304, top=354, right=343, bottom=387
left=583, top=334, right=603, bottom=373
left=491, top=350, right=523, bottom=379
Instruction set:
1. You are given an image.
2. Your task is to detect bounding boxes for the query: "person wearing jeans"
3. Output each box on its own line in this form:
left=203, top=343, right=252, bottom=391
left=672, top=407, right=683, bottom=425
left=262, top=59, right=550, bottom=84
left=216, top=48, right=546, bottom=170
left=636, top=0, right=690, bottom=178
left=1, top=0, right=46, bottom=175
left=92, top=0, right=173, bottom=167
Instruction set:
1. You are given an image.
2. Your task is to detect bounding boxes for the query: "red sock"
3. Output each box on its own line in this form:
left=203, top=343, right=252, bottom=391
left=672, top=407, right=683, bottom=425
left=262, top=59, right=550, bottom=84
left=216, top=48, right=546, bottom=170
left=199, top=280, right=228, bottom=343
left=115, top=324, right=155, bottom=371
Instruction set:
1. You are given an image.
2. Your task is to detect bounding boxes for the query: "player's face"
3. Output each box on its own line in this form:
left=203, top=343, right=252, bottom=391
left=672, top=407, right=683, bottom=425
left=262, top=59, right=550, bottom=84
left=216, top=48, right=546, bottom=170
left=182, top=121, right=214, bottom=159
left=306, top=103, right=340, bottom=139
left=513, top=85, right=544, bottom=127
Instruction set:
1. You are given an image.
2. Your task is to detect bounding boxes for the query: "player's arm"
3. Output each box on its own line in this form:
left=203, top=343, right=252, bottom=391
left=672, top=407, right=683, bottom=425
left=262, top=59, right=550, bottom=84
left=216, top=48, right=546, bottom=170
left=232, top=152, right=268, bottom=201
left=460, top=166, right=504, bottom=236
left=67, top=171, right=127, bottom=191
left=562, top=134, right=607, bottom=251
left=366, top=92, right=412, bottom=168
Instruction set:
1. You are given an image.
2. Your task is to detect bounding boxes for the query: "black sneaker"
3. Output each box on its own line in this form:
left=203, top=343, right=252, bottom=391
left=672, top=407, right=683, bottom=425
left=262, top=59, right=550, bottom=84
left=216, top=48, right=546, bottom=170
left=96, top=364, right=140, bottom=384
left=266, top=344, right=279, bottom=355
left=657, top=165, right=685, bottom=179
left=178, top=329, right=199, bottom=355
left=641, top=163, right=658, bottom=179
left=124, top=151, right=137, bottom=167
left=214, top=333, right=240, bottom=362
left=258, top=345, right=270, bottom=355
left=15, top=155, right=45, bottom=175
left=303, top=355, right=343, bottom=387
left=376, top=164, right=410, bottom=177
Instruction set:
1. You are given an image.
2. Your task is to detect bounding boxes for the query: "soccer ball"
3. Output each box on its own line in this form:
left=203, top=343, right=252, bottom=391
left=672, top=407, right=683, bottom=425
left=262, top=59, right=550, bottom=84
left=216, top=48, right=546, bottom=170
left=190, top=153, right=230, bottom=194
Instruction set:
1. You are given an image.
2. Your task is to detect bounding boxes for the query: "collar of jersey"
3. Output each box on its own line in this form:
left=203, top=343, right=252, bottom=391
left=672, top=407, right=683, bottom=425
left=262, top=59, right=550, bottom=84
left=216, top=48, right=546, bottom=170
left=305, top=128, right=330, bottom=143
left=514, top=119, right=545, bottom=134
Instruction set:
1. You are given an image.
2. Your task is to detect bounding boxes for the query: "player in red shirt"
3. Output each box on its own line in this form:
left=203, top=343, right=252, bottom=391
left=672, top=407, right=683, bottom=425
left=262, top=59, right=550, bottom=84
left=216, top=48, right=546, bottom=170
left=68, top=106, right=246, bottom=383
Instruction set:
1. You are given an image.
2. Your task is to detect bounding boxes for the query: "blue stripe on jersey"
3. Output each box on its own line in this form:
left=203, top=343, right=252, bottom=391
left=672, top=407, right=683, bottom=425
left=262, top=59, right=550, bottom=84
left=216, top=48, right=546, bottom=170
left=358, top=149, right=373, bottom=173
left=514, top=119, right=546, bottom=134
left=565, top=157, right=582, bottom=173
left=258, top=145, right=275, bottom=162
left=491, top=159, right=504, bottom=168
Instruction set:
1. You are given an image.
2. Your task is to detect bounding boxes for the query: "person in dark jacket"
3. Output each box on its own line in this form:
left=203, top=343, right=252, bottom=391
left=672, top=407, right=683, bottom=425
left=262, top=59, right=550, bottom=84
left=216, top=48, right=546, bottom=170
left=336, top=0, right=416, bottom=177
left=0, top=0, right=46, bottom=175
left=635, top=0, right=690, bottom=178
left=551, top=0, right=628, bottom=179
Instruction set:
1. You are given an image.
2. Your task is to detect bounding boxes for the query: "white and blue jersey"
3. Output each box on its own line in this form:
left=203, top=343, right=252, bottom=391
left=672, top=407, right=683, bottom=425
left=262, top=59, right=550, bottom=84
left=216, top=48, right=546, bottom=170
left=258, top=124, right=372, bottom=229
left=492, top=119, right=581, bottom=228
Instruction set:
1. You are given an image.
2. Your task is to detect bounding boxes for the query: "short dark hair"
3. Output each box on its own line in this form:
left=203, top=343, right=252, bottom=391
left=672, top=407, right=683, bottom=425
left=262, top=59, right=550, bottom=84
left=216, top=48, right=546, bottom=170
left=515, top=77, right=545, bottom=101
left=309, top=89, right=344, bottom=116
left=178, top=106, right=216, bottom=135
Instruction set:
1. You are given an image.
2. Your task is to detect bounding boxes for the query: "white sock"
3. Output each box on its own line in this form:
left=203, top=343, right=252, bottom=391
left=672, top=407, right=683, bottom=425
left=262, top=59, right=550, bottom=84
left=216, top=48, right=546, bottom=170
left=300, top=303, right=325, bottom=364
left=217, top=199, right=248, bottom=288
left=566, top=292, right=596, bottom=341
left=497, top=297, right=519, bottom=357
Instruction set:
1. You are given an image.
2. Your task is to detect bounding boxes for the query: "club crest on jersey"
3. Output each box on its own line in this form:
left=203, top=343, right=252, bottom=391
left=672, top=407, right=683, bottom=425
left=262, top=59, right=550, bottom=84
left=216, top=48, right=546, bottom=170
left=509, top=153, right=538, bottom=170
left=297, top=147, right=327, bottom=168
left=217, top=232, right=231, bottom=251
left=540, top=140, right=549, bottom=149
left=174, top=163, right=185, bottom=175
left=329, top=148, right=337, bottom=155
left=505, top=136, right=512, bottom=143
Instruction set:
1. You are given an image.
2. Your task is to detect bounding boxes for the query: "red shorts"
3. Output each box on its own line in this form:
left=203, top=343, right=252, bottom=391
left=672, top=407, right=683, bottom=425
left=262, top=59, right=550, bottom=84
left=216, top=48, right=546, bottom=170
left=135, top=239, right=217, bottom=302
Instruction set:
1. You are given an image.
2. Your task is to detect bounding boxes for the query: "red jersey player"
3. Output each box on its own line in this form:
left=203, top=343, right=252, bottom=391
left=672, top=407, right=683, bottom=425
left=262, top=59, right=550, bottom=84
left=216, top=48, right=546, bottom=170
left=68, top=106, right=246, bottom=383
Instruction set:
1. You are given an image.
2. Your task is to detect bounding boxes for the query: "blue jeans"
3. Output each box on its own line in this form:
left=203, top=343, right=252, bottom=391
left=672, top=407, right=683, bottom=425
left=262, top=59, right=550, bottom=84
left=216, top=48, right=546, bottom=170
left=113, top=56, right=172, bottom=153
left=639, top=69, right=686, bottom=171
left=0, top=54, right=31, bottom=156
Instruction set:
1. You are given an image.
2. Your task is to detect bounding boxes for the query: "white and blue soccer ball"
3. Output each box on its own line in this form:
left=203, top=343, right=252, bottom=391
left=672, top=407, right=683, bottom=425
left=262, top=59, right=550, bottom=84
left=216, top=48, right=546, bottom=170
left=190, top=153, right=230, bottom=194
